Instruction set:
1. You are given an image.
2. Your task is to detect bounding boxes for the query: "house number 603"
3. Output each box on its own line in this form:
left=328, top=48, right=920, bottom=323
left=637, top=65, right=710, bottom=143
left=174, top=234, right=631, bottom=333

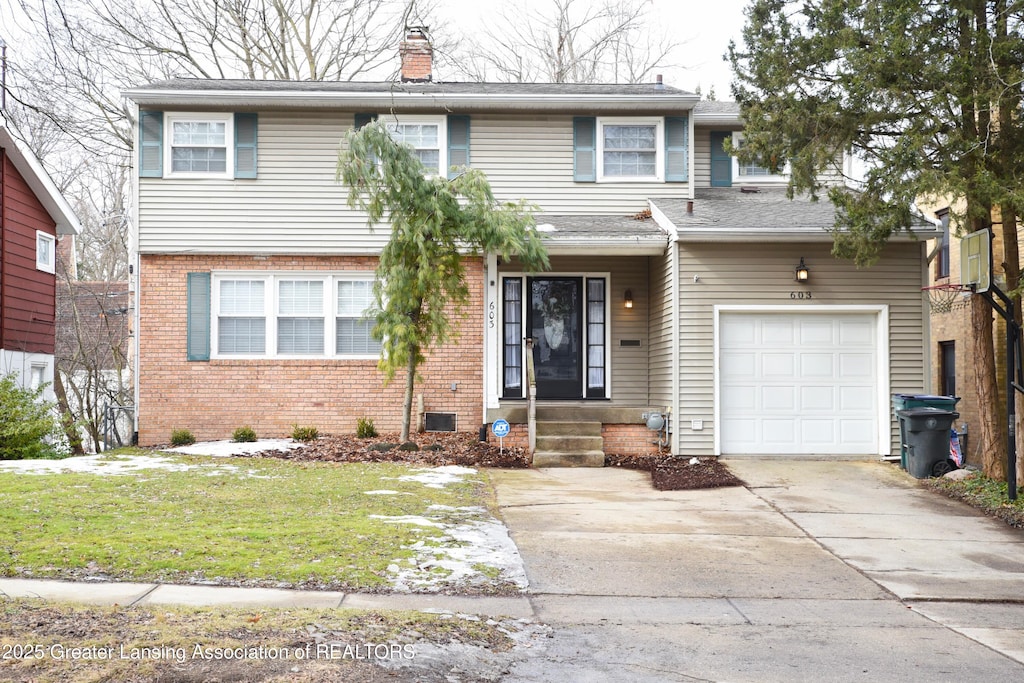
left=790, top=291, right=813, bottom=300
left=488, top=301, right=496, bottom=328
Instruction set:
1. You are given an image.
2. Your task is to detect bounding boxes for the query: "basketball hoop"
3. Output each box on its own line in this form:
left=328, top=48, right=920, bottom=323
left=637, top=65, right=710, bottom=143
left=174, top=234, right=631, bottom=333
left=923, top=283, right=972, bottom=313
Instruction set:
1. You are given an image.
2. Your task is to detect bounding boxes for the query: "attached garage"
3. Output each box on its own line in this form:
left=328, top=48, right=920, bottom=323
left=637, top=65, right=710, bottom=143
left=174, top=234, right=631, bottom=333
left=716, top=307, right=889, bottom=456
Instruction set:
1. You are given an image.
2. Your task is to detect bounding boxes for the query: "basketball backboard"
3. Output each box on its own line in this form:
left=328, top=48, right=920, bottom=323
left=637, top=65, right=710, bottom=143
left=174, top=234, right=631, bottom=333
left=961, top=229, right=992, bottom=293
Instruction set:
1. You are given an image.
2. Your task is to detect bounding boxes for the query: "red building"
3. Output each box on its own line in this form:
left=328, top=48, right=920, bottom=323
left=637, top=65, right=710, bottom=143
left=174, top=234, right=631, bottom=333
left=0, top=118, right=82, bottom=398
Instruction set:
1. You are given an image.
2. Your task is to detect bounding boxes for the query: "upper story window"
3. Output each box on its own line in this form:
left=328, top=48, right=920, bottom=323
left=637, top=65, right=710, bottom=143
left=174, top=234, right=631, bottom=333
left=139, top=111, right=257, bottom=179
left=731, top=132, right=788, bottom=184
left=935, top=209, right=951, bottom=279
left=597, top=118, right=663, bottom=182
left=211, top=273, right=379, bottom=359
left=382, top=115, right=447, bottom=176
left=166, top=113, right=233, bottom=178
left=36, top=231, right=56, bottom=274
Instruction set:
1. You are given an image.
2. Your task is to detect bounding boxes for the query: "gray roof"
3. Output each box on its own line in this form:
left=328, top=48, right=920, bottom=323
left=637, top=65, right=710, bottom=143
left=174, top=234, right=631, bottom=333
left=653, top=188, right=937, bottom=242
left=692, top=101, right=740, bottom=115
left=133, top=78, right=694, bottom=97
left=533, top=213, right=668, bottom=253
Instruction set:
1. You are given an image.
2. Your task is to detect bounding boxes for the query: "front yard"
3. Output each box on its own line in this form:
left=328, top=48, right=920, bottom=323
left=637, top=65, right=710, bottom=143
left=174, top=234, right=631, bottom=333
left=0, top=450, right=526, bottom=593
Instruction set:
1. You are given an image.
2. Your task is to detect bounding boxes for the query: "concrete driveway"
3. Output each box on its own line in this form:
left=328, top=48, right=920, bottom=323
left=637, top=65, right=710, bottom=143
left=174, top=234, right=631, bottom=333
left=489, top=460, right=1024, bottom=682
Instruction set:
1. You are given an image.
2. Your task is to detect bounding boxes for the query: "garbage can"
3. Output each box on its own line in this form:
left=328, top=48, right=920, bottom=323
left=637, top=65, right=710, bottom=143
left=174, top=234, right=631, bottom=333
left=897, top=407, right=960, bottom=478
left=892, top=394, right=960, bottom=469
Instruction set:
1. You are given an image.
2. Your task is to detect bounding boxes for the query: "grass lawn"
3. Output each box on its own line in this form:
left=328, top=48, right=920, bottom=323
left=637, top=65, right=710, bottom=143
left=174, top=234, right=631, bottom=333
left=0, top=451, right=508, bottom=592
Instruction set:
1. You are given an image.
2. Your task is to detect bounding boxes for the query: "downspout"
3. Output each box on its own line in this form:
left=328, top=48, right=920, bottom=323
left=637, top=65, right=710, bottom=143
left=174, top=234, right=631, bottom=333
left=129, top=102, right=141, bottom=444
left=0, top=147, right=6, bottom=353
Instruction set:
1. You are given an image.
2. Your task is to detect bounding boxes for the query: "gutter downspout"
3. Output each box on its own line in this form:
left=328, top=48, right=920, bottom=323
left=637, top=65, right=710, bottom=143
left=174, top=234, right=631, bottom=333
left=0, top=147, right=6, bottom=353
left=129, top=102, right=141, bottom=444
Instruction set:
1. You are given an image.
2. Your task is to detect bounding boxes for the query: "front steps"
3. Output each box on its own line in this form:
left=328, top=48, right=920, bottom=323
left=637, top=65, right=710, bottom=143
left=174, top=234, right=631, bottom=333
left=533, top=414, right=604, bottom=467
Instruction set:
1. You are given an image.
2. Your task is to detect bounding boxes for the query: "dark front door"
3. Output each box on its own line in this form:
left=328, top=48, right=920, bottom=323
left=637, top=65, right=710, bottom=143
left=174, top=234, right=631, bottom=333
left=528, top=277, right=583, bottom=399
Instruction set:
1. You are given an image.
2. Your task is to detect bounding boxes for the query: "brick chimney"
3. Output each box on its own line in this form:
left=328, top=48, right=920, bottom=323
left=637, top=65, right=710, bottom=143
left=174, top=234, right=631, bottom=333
left=400, top=27, right=433, bottom=82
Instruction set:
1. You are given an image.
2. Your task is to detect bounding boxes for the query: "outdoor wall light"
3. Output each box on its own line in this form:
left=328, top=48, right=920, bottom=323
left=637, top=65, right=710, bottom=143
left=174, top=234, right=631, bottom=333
left=624, top=289, right=634, bottom=309
left=795, top=257, right=810, bottom=283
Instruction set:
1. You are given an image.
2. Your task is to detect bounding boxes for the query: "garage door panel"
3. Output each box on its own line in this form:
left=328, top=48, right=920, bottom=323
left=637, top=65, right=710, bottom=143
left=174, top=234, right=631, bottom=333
left=800, top=386, right=834, bottom=411
left=763, top=353, right=795, bottom=375
left=720, top=312, right=879, bottom=455
left=800, top=354, right=835, bottom=377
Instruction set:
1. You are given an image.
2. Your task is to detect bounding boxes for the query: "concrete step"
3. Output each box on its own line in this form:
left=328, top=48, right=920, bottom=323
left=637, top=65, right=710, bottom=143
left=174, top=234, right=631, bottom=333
left=532, top=450, right=606, bottom=467
left=535, top=406, right=601, bottom=421
left=536, top=434, right=604, bottom=452
left=535, top=420, right=602, bottom=437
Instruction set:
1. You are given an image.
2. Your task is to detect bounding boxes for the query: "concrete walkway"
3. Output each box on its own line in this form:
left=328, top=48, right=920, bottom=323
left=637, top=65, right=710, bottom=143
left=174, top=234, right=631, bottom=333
left=490, top=460, right=1024, bottom=682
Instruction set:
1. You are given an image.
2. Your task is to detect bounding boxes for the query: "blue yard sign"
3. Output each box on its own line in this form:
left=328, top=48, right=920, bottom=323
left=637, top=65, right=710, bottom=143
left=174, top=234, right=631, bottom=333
left=492, top=419, right=510, bottom=438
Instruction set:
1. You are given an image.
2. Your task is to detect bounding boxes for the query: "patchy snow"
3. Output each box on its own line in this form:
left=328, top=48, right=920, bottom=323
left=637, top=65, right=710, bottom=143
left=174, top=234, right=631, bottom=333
left=363, top=489, right=404, bottom=495
left=166, top=439, right=302, bottom=457
left=398, top=465, right=478, bottom=489
left=377, top=504, right=529, bottom=593
left=0, top=454, right=242, bottom=477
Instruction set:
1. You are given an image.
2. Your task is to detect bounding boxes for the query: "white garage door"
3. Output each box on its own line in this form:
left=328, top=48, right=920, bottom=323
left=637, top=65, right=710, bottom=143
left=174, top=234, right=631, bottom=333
left=719, top=312, right=879, bottom=455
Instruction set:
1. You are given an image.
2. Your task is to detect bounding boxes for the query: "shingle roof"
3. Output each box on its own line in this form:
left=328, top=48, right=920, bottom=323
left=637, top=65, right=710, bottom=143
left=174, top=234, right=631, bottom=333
left=532, top=213, right=668, bottom=252
left=653, top=188, right=937, bottom=241
left=133, top=78, right=694, bottom=97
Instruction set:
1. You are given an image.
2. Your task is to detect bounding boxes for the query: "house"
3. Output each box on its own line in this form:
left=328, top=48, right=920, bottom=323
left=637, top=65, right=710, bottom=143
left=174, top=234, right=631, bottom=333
left=124, top=31, right=937, bottom=460
left=0, top=117, right=82, bottom=401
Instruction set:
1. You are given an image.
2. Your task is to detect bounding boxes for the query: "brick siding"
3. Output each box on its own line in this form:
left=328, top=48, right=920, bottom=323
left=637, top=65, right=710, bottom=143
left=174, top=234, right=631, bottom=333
left=138, top=254, right=484, bottom=445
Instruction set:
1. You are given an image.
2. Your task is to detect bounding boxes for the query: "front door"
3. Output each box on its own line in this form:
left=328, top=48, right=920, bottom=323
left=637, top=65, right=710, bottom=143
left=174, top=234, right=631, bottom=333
left=529, top=277, right=583, bottom=398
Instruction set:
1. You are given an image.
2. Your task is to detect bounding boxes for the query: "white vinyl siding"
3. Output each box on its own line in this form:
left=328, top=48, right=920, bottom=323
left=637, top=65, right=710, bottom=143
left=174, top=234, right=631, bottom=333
left=212, top=272, right=378, bottom=359
left=648, top=247, right=674, bottom=408
left=675, top=242, right=927, bottom=458
left=137, top=112, right=696, bottom=254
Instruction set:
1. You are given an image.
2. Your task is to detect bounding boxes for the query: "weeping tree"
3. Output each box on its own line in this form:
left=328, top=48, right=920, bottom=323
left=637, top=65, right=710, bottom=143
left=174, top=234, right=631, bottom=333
left=729, top=0, right=1024, bottom=480
left=338, top=121, right=549, bottom=441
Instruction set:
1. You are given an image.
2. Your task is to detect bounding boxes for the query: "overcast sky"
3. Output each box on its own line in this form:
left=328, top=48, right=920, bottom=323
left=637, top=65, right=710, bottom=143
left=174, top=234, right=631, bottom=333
left=1, top=0, right=749, bottom=97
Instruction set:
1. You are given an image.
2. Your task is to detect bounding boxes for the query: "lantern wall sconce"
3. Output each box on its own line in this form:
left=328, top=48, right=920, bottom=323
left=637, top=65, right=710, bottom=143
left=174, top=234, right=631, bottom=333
left=624, top=289, right=634, bottom=309
left=795, top=257, right=810, bottom=283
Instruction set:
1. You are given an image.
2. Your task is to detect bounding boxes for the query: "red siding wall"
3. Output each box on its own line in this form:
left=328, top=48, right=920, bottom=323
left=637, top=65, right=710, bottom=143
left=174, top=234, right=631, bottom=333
left=137, top=254, right=486, bottom=445
left=0, top=151, right=57, bottom=355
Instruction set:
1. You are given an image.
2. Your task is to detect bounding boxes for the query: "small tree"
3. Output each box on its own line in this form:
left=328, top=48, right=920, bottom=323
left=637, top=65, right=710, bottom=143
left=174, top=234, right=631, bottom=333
left=339, top=121, right=549, bottom=441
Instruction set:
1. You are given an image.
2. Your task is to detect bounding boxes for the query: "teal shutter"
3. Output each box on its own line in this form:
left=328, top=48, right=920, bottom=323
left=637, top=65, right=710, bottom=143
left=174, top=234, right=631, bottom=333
left=354, top=113, right=376, bottom=129
left=187, top=273, right=211, bottom=361
left=665, top=116, right=689, bottom=182
left=573, top=117, right=596, bottom=182
left=234, top=113, right=258, bottom=178
left=710, top=131, right=733, bottom=187
left=447, top=115, right=471, bottom=178
left=139, top=110, right=163, bottom=178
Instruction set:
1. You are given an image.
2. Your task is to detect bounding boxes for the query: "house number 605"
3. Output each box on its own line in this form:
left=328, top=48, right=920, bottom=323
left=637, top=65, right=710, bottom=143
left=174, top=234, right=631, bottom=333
left=790, top=291, right=813, bottom=300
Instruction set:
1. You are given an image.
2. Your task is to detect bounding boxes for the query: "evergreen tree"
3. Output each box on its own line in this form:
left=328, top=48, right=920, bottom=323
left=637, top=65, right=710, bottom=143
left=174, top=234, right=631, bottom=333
left=339, top=121, right=549, bottom=441
left=729, top=1, right=1024, bottom=479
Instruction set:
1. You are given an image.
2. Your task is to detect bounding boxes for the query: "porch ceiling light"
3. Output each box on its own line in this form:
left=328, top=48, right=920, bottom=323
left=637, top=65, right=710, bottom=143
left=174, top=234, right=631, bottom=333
left=795, top=257, right=810, bottom=283
left=624, top=289, right=634, bottom=309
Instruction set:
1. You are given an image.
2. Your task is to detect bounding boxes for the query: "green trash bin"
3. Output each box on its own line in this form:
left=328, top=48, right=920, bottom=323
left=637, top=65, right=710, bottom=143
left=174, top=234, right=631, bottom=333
left=892, top=394, right=960, bottom=469
left=897, top=407, right=960, bottom=478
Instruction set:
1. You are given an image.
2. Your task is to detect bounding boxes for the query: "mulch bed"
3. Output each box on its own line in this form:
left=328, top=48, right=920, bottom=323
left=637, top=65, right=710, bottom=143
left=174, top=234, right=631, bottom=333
left=247, top=434, right=744, bottom=491
left=607, top=453, right=746, bottom=491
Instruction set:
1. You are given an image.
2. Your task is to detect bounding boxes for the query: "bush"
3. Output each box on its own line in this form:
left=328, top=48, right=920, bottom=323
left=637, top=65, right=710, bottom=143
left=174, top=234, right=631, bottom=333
left=0, top=373, right=61, bottom=460
left=368, top=442, right=396, bottom=453
left=356, top=417, right=377, bottom=439
left=232, top=425, right=257, bottom=443
left=170, top=429, right=195, bottom=447
left=291, top=425, right=319, bottom=441
left=398, top=441, right=420, bottom=452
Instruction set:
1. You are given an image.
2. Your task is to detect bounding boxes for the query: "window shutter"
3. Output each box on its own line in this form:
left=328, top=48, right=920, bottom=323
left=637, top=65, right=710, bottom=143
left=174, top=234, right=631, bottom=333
left=354, top=113, right=377, bottom=129
left=234, top=113, right=258, bottom=179
left=573, top=117, right=596, bottom=182
left=447, top=115, right=471, bottom=178
left=665, top=116, right=689, bottom=182
left=187, top=272, right=211, bottom=361
left=139, top=110, right=163, bottom=178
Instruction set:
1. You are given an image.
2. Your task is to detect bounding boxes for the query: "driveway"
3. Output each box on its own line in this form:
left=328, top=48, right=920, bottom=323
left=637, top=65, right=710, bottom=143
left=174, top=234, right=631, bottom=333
left=488, top=460, right=1024, bottom=682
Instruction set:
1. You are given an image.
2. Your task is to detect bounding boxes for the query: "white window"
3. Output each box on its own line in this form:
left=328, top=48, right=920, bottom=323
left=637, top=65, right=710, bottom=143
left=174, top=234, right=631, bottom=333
left=36, top=231, right=56, bottom=273
left=382, top=115, right=446, bottom=175
left=30, top=364, right=47, bottom=390
left=732, top=132, right=789, bottom=183
left=597, top=118, right=664, bottom=182
left=212, top=273, right=379, bottom=359
left=166, top=113, right=233, bottom=177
